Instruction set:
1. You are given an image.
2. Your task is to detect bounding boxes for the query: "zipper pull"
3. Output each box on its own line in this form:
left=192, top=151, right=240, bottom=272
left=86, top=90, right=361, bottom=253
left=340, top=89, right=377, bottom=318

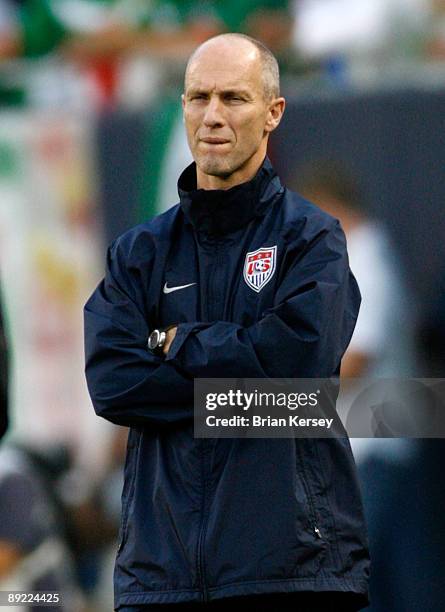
left=314, top=526, right=322, bottom=539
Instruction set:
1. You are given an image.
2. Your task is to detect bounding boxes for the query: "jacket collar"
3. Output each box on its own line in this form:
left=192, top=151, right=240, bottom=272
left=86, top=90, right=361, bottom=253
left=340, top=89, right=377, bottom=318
left=178, top=157, right=281, bottom=237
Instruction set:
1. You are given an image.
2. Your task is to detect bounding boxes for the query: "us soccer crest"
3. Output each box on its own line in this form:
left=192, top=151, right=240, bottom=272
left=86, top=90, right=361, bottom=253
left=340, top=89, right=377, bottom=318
left=243, top=246, right=277, bottom=292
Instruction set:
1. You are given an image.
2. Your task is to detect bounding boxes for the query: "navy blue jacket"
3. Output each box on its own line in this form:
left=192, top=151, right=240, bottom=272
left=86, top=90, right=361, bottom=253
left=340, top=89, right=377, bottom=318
left=84, top=159, right=370, bottom=608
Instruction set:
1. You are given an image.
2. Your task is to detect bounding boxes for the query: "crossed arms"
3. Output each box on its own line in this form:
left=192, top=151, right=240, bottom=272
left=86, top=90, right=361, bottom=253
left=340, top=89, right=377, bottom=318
left=84, top=221, right=359, bottom=428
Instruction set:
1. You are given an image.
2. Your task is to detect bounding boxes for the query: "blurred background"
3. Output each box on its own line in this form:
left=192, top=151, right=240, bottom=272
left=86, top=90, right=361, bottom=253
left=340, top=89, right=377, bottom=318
left=0, top=1, right=444, bottom=610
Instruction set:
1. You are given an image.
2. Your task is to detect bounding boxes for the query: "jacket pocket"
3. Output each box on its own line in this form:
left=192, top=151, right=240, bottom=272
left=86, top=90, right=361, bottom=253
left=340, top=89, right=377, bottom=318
left=295, top=440, right=324, bottom=540
left=117, top=428, right=142, bottom=554
left=290, top=439, right=328, bottom=579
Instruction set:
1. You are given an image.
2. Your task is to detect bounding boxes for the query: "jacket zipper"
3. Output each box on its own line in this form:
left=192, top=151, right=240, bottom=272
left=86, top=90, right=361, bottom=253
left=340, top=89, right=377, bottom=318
left=206, top=241, right=221, bottom=321
left=196, top=240, right=222, bottom=602
left=296, top=442, right=323, bottom=540
left=197, top=440, right=210, bottom=602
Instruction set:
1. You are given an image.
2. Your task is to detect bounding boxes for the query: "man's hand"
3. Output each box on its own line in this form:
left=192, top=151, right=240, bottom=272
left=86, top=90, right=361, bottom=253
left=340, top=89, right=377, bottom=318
left=162, top=326, right=177, bottom=355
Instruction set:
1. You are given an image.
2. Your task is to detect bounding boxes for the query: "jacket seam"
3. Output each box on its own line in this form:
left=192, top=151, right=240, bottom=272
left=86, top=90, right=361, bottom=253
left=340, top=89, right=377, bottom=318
left=118, top=588, right=201, bottom=596
left=116, top=575, right=368, bottom=598
left=208, top=575, right=368, bottom=591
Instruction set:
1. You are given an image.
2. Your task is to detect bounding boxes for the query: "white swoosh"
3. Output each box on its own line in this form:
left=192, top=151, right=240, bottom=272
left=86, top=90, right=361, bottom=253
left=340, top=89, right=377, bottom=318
left=163, top=282, right=196, bottom=294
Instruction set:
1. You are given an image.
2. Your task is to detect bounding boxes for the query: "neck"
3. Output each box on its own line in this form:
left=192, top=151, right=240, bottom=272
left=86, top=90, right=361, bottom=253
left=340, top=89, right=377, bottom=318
left=178, top=156, right=279, bottom=236
left=196, top=144, right=268, bottom=190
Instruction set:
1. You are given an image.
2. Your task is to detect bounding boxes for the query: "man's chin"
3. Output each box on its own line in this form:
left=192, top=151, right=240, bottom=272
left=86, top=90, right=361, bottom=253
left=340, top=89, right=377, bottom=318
left=197, top=157, right=234, bottom=179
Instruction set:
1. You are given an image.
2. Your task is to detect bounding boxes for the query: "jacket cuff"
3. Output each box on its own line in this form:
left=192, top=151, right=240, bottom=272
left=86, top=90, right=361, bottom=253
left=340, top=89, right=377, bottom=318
left=165, top=322, right=208, bottom=361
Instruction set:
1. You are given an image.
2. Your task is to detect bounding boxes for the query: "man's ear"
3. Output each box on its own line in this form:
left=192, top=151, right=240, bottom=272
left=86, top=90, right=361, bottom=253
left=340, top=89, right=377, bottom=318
left=265, top=97, right=285, bottom=133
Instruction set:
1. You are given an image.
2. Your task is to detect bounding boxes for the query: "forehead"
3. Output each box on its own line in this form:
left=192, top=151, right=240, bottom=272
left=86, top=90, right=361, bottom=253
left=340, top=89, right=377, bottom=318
left=185, top=43, right=263, bottom=93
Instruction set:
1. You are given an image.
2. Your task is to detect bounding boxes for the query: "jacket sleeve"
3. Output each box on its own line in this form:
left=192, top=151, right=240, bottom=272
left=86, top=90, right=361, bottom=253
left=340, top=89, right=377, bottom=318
left=166, top=220, right=361, bottom=379
left=84, top=238, right=194, bottom=428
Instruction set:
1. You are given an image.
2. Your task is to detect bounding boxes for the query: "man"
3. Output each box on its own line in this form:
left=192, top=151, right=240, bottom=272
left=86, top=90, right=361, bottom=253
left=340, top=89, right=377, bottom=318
left=84, top=34, right=370, bottom=611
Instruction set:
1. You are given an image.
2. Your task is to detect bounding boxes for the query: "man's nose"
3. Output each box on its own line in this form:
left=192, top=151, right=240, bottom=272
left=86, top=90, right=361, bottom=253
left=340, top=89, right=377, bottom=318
left=203, top=96, right=225, bottom=127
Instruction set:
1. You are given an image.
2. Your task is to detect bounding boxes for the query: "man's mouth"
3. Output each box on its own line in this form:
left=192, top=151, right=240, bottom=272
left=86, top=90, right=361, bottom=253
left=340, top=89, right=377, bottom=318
left=200, top=137, right=230, bottom=145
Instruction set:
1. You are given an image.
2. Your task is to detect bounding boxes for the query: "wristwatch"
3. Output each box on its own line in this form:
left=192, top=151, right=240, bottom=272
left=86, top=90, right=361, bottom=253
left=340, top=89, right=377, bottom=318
left=148, top=329, right=167, bottom=352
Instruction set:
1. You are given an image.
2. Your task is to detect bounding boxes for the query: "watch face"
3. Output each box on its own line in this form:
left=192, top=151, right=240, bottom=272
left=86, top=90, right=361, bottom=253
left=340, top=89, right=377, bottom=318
left=148, top=330, right=160, bottom=350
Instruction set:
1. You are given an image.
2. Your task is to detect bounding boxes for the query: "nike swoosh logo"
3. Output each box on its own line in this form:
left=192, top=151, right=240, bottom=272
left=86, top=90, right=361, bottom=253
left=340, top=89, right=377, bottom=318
left=163, top=282, right=196, bottom=294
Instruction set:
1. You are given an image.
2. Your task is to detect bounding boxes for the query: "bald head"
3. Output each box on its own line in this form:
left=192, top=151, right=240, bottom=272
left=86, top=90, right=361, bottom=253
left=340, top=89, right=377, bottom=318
left=185, top=33, right=280, bottom=102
